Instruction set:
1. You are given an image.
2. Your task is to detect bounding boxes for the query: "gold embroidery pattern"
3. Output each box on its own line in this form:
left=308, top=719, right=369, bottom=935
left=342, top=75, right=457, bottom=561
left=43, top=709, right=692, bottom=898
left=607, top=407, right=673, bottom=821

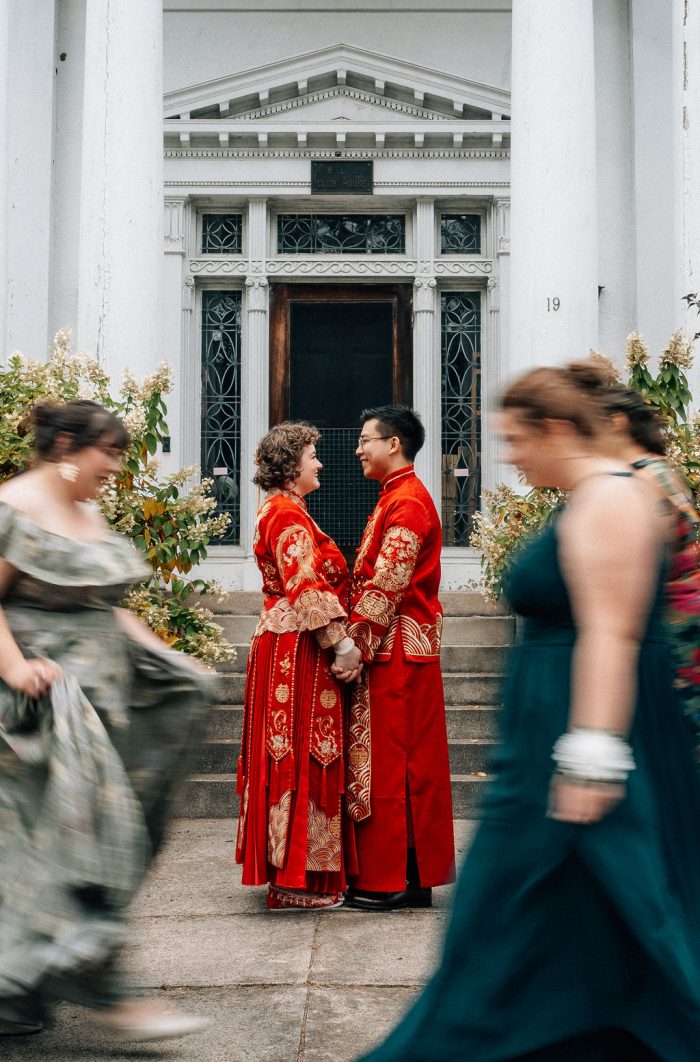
left=294, top=587, right=346, bottom=631
left=346, top=680, right=372, bottom=822
left=276, top=524, right=317, bottom=591
left=374, top=526, right=421, bottom=594
left=355, top=588, right=393, bottom=625
left=255, top=598, right=297, bottom=637
left=311, top=711, right=340, bottom=765
left=268, top=708, right=290, bottom=758
left=259, top=560, right=284, bottom=596
left=316, top=620, right=346, bottom=650
left=306, top=798, right=342, bottom=872
left=348, top=620, right=382, bottom=660
left=378, top=613, right=443, bottom=658
left=236, top=780, right=249, bottom=855
left=275, top=683, right=290, bottom=704
left=353, top=507, right=380, bottom=575
left=268, top=790, right=293, bottom=868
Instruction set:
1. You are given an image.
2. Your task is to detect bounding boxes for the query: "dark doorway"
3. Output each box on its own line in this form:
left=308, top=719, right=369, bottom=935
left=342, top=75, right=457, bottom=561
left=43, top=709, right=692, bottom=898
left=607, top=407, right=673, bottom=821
left=269, top=284, right=412, bottom=551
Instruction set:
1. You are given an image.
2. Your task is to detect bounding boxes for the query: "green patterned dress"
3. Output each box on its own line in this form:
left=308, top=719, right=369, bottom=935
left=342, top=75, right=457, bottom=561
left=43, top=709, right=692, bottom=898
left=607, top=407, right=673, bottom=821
left=0, top=502, right=210, bottom=1010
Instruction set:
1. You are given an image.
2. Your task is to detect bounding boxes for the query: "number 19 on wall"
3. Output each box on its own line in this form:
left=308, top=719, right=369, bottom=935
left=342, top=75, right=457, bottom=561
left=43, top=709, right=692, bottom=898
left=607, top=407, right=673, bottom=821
left=547, top=297, right=560, bottom=312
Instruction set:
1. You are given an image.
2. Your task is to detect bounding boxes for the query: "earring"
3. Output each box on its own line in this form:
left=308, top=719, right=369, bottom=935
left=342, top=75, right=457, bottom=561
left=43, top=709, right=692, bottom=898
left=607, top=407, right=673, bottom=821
left=57, top=461, right=79, bottom=483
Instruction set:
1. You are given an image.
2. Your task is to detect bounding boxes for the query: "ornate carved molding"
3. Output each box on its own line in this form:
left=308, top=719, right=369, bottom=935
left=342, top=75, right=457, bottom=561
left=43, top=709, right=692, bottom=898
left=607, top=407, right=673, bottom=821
left=164, top=198, right=186, bottom=254
left=414, top=277, right=437, bottom=313
left=189, top=258, right=249, bottom=275
left=234, top=84, right=451, bottom=123
left=496, top=198, right=510, bottom=255
left=433, top=259, right=494, bottom=275
left=264, top=258, right=418, bottom=277
left=245, top=275, right=269, bottom=313
left=183, top=274, right=195, bottom=311
left=487, top=276, right=500, bottom=312
left=167, top=179, right=509, bottom=190
left=164, top=147, right=510, bottom=161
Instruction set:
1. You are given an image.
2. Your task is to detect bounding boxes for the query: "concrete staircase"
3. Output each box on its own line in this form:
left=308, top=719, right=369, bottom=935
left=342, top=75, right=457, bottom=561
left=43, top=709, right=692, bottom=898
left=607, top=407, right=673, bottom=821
left=183, top=591, right=514, bottom=819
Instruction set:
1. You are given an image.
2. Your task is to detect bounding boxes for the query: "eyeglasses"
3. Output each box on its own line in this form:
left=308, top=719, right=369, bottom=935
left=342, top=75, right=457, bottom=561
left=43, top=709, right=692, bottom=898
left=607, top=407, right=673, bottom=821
left=357, top=435, right=393, bottom=449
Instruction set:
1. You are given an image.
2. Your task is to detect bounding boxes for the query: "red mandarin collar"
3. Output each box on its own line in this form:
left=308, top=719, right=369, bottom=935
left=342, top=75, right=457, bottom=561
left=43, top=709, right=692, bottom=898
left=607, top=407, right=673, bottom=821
left=380, top=466, right=415, bottom=493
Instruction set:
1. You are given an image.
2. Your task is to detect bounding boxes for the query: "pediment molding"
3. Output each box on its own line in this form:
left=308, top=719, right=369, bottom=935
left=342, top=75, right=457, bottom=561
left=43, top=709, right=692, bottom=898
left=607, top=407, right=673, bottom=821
left=164, top=43, right=510, bottom=121
left=234, top=85, right=452, bottom=123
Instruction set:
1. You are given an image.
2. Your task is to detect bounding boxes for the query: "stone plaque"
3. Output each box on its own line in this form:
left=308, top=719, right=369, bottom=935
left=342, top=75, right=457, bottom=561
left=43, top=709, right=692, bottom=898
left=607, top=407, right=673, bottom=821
left=311, top=161, right=373, bottom=195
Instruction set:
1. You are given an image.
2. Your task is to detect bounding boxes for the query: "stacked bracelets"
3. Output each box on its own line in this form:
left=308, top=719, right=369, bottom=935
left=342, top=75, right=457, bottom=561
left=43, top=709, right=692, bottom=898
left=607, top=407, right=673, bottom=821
left=334, top=636, right=356, bottom=657
left=552, top=727, right=635, bottom=785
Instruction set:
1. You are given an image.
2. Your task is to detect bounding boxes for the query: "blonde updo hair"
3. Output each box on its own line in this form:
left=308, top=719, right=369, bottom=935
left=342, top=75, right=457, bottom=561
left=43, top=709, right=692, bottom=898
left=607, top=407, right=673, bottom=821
left=501, top=361, right=616, bottom=438
left=253, top=421, right=320, bottom=491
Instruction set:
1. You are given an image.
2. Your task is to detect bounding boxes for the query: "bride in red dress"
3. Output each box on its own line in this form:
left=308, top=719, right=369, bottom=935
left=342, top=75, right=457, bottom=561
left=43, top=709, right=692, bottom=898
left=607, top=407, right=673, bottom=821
left=235, top=422, right=362, bottom=910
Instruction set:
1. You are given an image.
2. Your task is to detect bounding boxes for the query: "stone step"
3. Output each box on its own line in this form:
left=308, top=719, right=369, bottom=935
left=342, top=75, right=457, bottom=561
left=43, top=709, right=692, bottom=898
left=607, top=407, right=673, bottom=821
left=220, top=642, right=509, bottom=675
left=214, top=671, right=503, bottom=707
left=218, top=613, right=515, bottom=647
left=181, top=772, right=491, bottom=820
left=204, top=704, right=500, bottom=744
left=194, top=736, right=496, bottom=776
left=210, top=590, right=507, bottom=618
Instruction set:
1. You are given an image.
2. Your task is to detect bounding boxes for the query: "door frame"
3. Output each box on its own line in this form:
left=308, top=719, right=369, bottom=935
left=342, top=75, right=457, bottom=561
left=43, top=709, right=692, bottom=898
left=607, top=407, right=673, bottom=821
left=268, top=283, right=413, bottom=425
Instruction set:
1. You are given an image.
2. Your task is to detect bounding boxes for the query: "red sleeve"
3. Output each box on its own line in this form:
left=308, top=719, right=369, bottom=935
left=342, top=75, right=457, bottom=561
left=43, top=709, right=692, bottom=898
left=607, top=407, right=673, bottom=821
left=348, top=496, right=430, bottom=663
left=264, top=503, right=347, bottom=648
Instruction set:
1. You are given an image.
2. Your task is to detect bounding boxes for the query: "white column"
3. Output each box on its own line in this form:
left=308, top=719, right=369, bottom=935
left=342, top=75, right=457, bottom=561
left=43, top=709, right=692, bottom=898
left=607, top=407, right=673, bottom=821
left=674, top=0, right=700, bottom=400
left=509, top=0, right=599, bottom=376
left=163, top=197, right=188, bottom=472
left=242, top=198, right=269, bottom=556
left=77, top=0, right=163, bottom=375
left=6, top=0, right=55, bottom=358
left=0, top=0, right=9, bottom=360
left=412, top=198, right=440, bottom=507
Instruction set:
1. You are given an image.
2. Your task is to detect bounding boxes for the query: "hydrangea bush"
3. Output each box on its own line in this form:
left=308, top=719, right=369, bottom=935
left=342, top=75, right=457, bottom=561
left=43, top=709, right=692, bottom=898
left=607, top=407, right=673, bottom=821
left=0, top=330, right=234, bottom=664
left=472, top=329, right=700, bottom=603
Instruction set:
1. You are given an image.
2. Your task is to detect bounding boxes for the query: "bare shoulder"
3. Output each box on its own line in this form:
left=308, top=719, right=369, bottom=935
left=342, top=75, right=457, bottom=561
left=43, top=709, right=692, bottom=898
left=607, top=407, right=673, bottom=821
left=561, top=472, right=663, bottom=554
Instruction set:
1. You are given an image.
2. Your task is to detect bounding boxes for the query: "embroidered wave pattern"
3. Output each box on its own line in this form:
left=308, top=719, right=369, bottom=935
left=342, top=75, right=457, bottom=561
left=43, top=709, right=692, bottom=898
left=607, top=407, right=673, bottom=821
left=294, top=587, right=347, bottom=631
left=268, top=790, right=293, bottom=868
left=306, top=798, right=342, bottom=872
left=346, top=680, right=372, bottom=822
left=380, top=613, right=443, bottom=658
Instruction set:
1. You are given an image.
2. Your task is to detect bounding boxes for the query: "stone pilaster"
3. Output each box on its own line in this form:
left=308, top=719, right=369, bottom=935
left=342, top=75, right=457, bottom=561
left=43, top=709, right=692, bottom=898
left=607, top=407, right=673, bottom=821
left=510, top=0, right=598, bottom=375
left=76, top=0, right=164, bottom=373
left=241, top=198, right=269, bottom=550
left=412, top=199, right=440, bottom=507
left=674, top=0, right=700, bottom=399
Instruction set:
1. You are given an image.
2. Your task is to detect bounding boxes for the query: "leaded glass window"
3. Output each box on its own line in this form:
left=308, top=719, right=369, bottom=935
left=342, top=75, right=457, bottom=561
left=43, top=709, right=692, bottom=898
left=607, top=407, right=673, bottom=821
left=277, top=214, right=405, bottom=254
left=440, top=214, right=481, bottom=254
left=201, top=214, right=243, bottom=254
left=441, top=292, right=481, bottom=546
left=201, top=291, right=242, bottom=544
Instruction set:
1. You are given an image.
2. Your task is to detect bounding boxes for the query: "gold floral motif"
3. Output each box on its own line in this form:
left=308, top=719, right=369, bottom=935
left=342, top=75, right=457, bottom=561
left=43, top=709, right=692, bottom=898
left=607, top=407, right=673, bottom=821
left=267, top=708, right=290, bottom=760
left=306, top=797, right=342, bottom=872
left=268, top=790, right=293, bottom=868
left=279, top=653, right=291, bottom=675
left=374, top=526, right=422, bottom=594
left=275, top=683, right=290, bottom=704
left=311, top=713, right=340, bottom=765
left=353, top=507, right=380, bottom=574
left=255, top=598, right=298, bottom=637
left=316, top=620, right=346, bottom=649
left=294, top=587, right=346, bottom=631
left=276, top=524, right=317, bottom=591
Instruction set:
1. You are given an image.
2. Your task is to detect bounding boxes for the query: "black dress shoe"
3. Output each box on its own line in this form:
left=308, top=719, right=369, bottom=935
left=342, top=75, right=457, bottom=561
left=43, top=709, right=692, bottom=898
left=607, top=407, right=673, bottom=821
left=0, top=996, right=45, bottom=1036
left=344, top=887, right=432, bottom=911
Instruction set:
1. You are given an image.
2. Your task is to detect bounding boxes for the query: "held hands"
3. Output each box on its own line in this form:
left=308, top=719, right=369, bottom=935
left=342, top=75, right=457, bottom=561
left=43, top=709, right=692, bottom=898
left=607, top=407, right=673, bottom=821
left=5, top=657, right=62, bottom=698
left=331, top=638, right=363, bottom=684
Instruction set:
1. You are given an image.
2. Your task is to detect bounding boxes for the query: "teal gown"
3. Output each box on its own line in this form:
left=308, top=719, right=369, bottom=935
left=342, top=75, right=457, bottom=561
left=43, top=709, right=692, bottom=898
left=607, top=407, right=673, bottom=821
left=358, top=508, right=700, bottom=1062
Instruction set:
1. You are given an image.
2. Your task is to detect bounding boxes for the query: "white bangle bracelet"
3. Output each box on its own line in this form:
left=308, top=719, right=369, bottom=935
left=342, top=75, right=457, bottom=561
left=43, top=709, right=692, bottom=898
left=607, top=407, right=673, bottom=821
left=552, top=727, right=635, bottom=784
left=334, top=636, right=356, bottom=656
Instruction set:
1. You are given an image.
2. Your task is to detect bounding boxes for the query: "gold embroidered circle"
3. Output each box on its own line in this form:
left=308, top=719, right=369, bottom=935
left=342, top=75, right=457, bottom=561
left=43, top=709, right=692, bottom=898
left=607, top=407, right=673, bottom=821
left=320, top=688, right=337, bottom=709
left=275, top=683, right=290, bottom=704
left=349, top=744, right=369, bottom=770
left=360, top=590, right=389, bottom=619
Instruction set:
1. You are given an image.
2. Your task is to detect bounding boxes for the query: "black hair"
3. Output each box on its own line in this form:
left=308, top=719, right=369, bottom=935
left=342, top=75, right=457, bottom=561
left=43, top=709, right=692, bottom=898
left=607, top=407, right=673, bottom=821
left=600, top=386, right=667, bottom=456
left=30, top=400, right=130, bottom=459
left=359, top=405, right=425, bottom=461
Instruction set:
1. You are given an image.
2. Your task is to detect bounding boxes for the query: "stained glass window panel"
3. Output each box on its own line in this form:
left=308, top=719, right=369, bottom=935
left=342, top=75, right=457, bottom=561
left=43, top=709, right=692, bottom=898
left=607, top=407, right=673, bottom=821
left=440, top=214, right=481, bottom=254
left=441, top=292, right=481, bottom=546
left=277, top=214, right=405, bottom=254
left=201, top=291, right=242, bottom=544
left=202, top=214, right=243, bottom=254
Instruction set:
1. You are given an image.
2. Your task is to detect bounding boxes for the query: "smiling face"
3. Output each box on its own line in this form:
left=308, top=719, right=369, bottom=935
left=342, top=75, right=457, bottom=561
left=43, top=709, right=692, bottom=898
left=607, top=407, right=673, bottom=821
left=64, top=438, right=125, bottom=501
left=356, top=418, right=395, bottom=481
left=293, top=442, right=323, bottom=496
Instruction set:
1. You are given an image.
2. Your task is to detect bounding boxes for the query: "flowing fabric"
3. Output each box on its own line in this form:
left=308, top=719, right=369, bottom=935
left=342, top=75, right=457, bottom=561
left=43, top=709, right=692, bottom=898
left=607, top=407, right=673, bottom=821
left=358, top=514, right=700, bottom=1062
left=0, top=502, right=210, bottom=1006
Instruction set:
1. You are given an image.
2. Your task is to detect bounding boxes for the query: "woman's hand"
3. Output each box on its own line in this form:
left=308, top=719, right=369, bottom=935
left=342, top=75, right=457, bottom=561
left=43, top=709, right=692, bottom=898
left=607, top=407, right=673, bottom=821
left=5, top=657, right=62, bottom=698
left=547, top=776, right=624, bottom=824
left=331, top=645, right=363, bottom=683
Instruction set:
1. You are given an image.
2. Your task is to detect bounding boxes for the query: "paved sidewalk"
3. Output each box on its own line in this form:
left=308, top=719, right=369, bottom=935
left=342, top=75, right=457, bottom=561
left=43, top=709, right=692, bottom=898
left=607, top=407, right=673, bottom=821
left=4, top=820, right=475, bottom=1062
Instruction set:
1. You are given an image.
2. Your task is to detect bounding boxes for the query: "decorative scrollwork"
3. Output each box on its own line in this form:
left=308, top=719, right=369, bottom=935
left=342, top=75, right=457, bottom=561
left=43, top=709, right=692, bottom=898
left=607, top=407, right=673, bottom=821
left=277, top=214, right=405, bottom=254
left=265, top=258, right=416, bottom=277
left=201, top=291, right=242, bottom=544
left=202, top=213, right=243, bottom=254
left=190, top=259, right=249, bottom=275
left=433, top=259, right=493, bottom=276
left=441, top=292, right=481, bottom=547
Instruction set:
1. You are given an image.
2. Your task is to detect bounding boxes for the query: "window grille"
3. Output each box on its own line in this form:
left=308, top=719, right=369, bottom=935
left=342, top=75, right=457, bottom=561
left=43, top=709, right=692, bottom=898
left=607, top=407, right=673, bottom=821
left=305, top=428, right=380, bottom=549
left=201, top=291, right=242, bottom=544
left=202, top=214, right=243, bottom=254
left=440, top=214, right=481, bottom=254
left=277, top=214, right=405, bottom=254
left=441, top=292, right=481, bottom=546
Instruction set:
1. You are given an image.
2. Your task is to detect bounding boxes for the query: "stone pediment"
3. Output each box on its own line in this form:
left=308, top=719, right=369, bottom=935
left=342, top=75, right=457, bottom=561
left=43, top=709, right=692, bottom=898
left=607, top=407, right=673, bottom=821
left=164, top=43, right=510, bottom=122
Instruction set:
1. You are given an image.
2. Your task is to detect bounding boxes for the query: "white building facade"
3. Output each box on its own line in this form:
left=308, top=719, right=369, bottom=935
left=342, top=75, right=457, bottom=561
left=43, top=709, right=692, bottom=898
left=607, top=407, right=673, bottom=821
left=1, top=0, right=699, bottom=588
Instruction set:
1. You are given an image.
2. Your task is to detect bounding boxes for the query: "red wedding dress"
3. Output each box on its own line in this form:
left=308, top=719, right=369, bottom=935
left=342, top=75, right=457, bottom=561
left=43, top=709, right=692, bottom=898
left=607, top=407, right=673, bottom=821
left=236, top=488, right=352, bottom=902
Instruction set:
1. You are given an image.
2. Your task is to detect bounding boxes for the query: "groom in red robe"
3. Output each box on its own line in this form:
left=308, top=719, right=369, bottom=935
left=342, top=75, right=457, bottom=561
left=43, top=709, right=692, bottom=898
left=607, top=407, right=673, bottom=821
left=337, top=405, right=455, bottom=911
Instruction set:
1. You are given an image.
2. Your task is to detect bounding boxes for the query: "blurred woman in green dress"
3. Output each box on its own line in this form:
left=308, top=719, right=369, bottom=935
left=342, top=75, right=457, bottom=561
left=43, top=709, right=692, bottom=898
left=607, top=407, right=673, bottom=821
left=0, top=401, right=210, bottom=1043
left=359, top=363, right=700, bottom=1062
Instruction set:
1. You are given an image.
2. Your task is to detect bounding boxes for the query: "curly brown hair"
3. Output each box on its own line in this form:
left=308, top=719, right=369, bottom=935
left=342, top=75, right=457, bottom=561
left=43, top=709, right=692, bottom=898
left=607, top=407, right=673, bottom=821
left=253, top=421, right=320, bottom=490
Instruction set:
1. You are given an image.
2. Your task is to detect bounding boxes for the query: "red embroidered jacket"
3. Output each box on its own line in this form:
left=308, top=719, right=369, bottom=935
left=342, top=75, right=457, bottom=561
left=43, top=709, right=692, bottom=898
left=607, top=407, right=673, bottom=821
left=253, top=488, right=349, bottom=648
left=348, top=466, right=443, bottom=664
